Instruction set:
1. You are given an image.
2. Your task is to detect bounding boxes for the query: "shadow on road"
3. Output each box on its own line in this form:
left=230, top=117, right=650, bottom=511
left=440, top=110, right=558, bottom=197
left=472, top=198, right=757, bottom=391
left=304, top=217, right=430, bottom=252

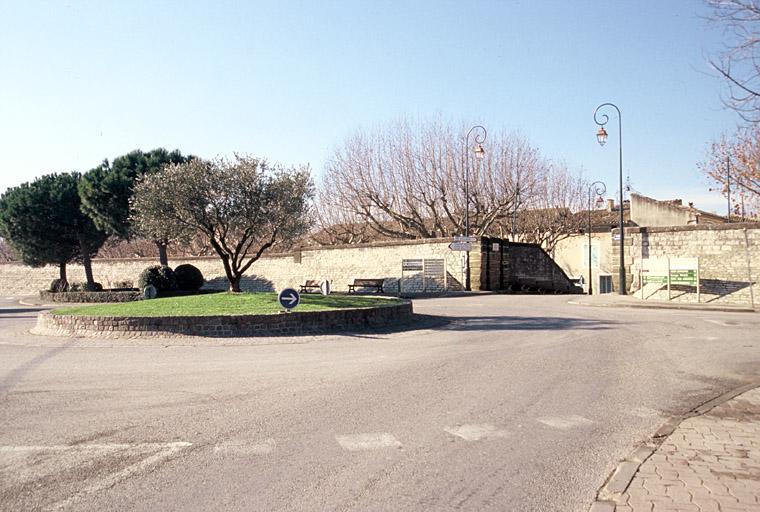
left=434, top=315, right=615, bottom=331
left=0, top=307, right=48, bottom=315
left=0, top=341, right=75, bottom=395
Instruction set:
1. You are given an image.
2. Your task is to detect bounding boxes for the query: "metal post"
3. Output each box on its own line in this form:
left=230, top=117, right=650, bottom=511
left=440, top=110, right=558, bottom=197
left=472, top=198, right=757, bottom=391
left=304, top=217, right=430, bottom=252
left=464, top=125, right=486, bottom=292
left=587, top=181, right=606, bottom=296
left=727, top=156, right=731, bottom=223
left=594, top=103, right=626, bottom=295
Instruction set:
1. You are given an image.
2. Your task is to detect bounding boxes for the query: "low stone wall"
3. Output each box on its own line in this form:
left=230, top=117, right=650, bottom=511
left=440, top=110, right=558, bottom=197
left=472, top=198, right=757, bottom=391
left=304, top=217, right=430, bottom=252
left=33, top=300, right=414, bottom=338
left=39, top=290, right=141, bottom=303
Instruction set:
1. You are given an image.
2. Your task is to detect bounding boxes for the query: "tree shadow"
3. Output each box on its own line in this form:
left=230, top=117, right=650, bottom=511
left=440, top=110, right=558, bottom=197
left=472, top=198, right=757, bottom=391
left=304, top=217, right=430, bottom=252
left=433, top=315, right=615, bottom=332
left=204, top=275, right=275, bottom=292
left=0, top=341, right=75, bottom=395
left=0, top=307, right=48, bottom=316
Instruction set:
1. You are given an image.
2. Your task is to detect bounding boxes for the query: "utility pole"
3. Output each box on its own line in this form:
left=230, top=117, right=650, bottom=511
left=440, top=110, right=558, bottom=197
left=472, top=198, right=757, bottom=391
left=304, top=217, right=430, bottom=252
left=727, top=155, right=731, bottom=223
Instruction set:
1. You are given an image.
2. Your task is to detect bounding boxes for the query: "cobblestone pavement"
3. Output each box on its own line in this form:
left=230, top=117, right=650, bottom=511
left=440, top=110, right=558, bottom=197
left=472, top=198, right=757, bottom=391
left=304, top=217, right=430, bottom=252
left=615, top=387, right=760, bottom=511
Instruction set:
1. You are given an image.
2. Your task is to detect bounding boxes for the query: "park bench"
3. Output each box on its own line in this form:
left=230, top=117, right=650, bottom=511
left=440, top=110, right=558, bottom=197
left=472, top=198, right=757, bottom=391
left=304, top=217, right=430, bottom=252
left=299, top=280, right=321, bottom=293
left=347, top=278, right=384, bottom=294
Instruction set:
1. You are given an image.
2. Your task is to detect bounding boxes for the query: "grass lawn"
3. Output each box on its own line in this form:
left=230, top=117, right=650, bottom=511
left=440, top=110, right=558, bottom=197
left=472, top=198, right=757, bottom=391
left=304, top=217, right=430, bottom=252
left=52, top=292, right=403, bottom=317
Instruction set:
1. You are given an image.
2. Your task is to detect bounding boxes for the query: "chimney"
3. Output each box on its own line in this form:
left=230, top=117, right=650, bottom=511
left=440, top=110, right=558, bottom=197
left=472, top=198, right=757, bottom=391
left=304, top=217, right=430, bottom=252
left=607, top=199, right=615, bottom=211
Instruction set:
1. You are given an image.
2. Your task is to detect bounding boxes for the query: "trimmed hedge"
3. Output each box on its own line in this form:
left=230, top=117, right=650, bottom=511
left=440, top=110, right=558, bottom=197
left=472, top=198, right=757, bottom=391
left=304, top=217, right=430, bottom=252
left=137, top=265, right=176, bottom=293
left=174, top=264, right=204, bottom=291
left=40, top=290, right=142, bottom=303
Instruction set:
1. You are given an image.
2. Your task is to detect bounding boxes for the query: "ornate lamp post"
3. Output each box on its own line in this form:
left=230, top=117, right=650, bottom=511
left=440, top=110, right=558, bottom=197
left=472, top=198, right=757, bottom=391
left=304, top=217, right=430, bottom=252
left=594, top=103, right=627, bottom=295
left=587, top=181, right=607, bottom=295
left=464, top=125, right=486, bottom=291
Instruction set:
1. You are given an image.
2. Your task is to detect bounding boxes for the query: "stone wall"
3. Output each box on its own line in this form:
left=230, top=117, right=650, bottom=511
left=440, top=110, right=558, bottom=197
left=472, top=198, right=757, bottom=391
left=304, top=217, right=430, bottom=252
left=34, top=300, right=413, bottom=338
left=618, top=223, right=760, bottom=306
left=0, top=239, right=464, bottom=296
left=473, top=238, right=582, bottom=294
left=552, top=232, right=613, bottom=295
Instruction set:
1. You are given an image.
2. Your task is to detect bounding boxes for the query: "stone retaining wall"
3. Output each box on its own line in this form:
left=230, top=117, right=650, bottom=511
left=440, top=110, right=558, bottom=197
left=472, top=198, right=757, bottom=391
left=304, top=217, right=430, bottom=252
left=613, top=223, right=760, bottom=306
left=0, top=239, right=463, bottom=296
left=33, top=300, right=414, bottom=338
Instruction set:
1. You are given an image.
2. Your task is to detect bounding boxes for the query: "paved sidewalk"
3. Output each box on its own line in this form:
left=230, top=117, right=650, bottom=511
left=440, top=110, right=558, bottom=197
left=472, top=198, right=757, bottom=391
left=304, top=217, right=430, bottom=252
left=570, top=294, right=756, bottom=313
left=614, top=387, right=760, bottom=511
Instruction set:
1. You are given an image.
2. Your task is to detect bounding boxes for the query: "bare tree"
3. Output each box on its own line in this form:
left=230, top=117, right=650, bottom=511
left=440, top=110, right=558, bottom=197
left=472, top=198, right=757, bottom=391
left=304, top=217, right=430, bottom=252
left=507, top=163, right=587, bottom=254
left=318, top=119, right=546, bottom=241
left=700, top=125, right=760, bottom=213
left=132, top=156, right=313, bottom=292
left=707, top=0, right=760, bottom=122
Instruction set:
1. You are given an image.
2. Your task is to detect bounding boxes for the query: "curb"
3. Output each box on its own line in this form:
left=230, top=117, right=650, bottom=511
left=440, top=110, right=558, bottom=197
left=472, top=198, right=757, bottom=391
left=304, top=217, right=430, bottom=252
left=588, top=381, right=760, bottom=511
left=567, top=299, right=756, bottom=314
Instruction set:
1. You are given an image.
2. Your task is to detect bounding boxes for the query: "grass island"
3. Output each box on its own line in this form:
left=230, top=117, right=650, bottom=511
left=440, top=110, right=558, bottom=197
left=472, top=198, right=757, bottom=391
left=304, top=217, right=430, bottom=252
left=52, top=291, right=404, bottom=317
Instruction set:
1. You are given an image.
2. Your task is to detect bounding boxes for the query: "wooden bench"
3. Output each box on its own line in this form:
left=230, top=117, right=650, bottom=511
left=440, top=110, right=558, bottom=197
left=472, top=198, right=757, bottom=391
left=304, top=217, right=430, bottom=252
left=299, top=280, right=321, bottom=293
left=347, top=278, right=384, bottom=294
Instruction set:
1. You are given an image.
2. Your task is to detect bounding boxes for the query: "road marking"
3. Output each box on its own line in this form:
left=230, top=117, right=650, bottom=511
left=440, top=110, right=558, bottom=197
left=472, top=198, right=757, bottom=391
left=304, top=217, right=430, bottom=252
left=335, top=432, right=401, bottom=451
left=704, top=319, right=737, bottom=327
left=0, top=442, right=192, bottom=511
left=629, top=406, right=662, bottom=418
left=214, top=438, right=275, bottom=456
left=537, top=415, right=594, bottom=430
left=0, top=442, right=192, bottom=453
left=443, top=423, right=510, bottom=441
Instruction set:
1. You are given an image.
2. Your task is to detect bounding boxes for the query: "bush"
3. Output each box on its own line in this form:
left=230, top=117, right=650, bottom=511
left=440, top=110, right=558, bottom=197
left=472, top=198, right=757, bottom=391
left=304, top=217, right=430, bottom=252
left=84, top=282, right=103, bottom=292
left=49, top=279, right=69, bottom=292
left=174, top=264, right=204, bottom=291
left=137, top=265, right=176, bottom=293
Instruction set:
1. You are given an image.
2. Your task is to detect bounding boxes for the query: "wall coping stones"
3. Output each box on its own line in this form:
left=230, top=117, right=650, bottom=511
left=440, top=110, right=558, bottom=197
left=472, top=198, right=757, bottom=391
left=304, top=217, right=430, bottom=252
left=33, top=300, right=414, bottom=339
left=614, top=222, right=760, bottom=235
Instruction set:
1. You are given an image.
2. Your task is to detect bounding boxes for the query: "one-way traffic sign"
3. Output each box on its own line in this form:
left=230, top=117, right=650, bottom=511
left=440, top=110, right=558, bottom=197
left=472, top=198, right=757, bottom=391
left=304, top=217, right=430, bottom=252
left=278, top=288, right=300, bottom=311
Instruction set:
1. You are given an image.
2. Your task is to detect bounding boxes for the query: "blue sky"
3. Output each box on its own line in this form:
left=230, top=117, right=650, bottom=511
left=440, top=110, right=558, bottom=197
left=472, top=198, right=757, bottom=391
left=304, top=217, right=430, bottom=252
left=0, top=0, right=742, bottom=213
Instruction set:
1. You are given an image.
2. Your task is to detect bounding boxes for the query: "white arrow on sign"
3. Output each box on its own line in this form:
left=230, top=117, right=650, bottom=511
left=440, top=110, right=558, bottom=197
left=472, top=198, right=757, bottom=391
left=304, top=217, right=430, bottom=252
left=278, top=288, right=301, bottom=310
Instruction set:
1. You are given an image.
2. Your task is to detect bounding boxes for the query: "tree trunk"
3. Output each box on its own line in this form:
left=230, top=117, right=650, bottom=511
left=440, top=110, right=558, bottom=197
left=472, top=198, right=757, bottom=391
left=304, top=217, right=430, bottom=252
left=78, top=235, right=95, bottom=288
left=156, top=240, right=169, bottom=266
left=229, top=275, right=242, bottom=293
left=59, top=262, right=67, bottom=283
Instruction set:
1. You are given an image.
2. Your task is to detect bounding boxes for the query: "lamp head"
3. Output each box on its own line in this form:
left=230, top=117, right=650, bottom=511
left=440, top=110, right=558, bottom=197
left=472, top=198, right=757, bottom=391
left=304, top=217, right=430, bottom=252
left=596, top=126, right=608, bottom=146
left=474, top=143, right=485, bottom=160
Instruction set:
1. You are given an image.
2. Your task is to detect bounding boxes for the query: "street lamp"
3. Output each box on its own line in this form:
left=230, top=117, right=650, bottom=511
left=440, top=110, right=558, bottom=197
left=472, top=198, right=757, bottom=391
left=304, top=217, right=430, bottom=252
left=587, top=181, right=607, bottom=295
left=593, top=103, right=627, bottom=295
left=464, top=125, right=487, bottom=291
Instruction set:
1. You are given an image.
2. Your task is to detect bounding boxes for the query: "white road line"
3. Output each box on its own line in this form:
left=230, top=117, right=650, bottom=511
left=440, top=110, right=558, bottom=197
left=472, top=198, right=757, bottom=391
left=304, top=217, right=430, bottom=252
left=537, top=415, right=595, bottom=430
left=704, top=319, right=737, bottom=327
left=0, top=442, right=191, bottom=453
left=214, top=438, right=275, bottom=456
left=0, top=442, right=193, bottom=511
left=629, top=406, right=662, bottom=418
left=335, top=432, right=402, bottom=451
left=443, top=423, right=510, bottom=441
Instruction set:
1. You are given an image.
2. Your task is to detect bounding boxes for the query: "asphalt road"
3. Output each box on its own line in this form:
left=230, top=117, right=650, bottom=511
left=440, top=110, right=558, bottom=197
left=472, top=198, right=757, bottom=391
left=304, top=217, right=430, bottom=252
left=1, top=294, right=759, bottom=511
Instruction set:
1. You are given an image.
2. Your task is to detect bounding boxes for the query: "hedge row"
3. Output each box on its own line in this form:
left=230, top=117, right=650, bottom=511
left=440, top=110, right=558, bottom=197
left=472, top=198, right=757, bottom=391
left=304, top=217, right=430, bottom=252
left=39, top=290, right=142, bottom=303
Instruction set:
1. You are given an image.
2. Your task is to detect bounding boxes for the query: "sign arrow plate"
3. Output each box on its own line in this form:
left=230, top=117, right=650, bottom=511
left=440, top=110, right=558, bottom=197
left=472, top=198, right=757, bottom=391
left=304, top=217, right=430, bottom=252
left=448, top=242, right=472, bottom=251
left=278, top=288, right=301, bottom=310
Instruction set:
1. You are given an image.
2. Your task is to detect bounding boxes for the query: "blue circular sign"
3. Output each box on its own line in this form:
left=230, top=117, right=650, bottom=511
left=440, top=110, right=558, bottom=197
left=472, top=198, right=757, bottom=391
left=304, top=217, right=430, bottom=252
left=278, top=288, right=301, bottom=310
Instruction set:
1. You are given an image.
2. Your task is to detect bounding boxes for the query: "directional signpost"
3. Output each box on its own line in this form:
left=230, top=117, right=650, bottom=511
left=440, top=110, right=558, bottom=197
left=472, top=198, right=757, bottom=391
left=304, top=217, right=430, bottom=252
left=278, top=288, right=300, bottom=312
left=448, top=242, right=472, bottom=252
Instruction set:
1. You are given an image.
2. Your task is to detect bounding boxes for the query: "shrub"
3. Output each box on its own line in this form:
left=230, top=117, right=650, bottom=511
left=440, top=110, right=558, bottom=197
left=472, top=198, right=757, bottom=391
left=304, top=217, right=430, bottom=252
left=84, top=282, right=103, bottom=292
left=174, top=264, right=204, bottom=291
left=112, top=280, right=134, bottom=289
left=49, top=278, right=69, bottom=292
left=137, top=265, right=176, bottom=293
